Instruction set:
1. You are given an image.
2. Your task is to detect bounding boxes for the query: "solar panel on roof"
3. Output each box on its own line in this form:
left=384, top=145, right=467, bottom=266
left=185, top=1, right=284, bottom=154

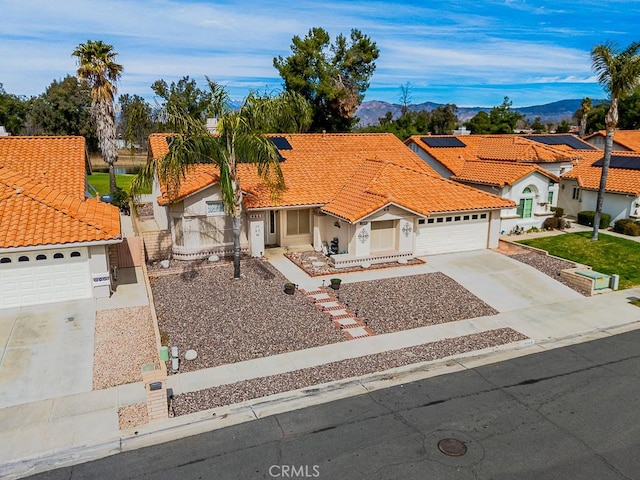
left=593, top=155, right=640, bottom=170
left=523, top=135, right=596, bottom=150
left=420, top=137, right=466, bottom=148
left=270, top=136, right=293, bottom=150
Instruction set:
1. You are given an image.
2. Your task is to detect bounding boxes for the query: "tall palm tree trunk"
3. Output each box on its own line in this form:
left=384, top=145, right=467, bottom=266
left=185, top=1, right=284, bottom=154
left=592, top=99, right=617, bottom=241
left=232, top=214, right=242, bottom=279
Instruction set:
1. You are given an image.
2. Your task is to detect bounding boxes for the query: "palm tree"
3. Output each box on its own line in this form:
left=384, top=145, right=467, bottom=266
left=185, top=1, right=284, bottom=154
left=73, top=40, right=123, bottom=194
left=590, top=41, right=640, bottom=240
left=133, top=83, right=285, bottom=279
left=578, top=97, right=592, bottom=138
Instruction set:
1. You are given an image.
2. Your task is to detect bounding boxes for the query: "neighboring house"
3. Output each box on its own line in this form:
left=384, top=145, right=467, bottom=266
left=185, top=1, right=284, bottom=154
left=559, top=151, right=640, bottom=222
left=145, top=133, right=514, bottom=266
left=583, top=130, right=640, bottom=152
left=404, top=135, right=594, bottom=230
left=0, top=136, right=122, bottom=309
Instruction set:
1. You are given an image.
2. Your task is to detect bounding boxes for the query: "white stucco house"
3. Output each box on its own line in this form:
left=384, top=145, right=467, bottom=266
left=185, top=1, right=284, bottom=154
left=560, top=150, right=640, bottom=222
left=0, top=136, right=122, bottom=309
left=143, top=133, right=514, bottom=266
left=404, top=135, right=586, bottom=231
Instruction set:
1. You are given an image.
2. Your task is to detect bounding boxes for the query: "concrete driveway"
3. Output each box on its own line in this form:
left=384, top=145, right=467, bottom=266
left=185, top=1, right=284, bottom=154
left=426, top=250, right=583, bottom=312
left=0, top=299, right=95, bottom=408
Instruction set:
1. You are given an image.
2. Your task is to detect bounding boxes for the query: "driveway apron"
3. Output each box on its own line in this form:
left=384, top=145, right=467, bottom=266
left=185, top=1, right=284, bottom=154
left=426, top=250, right=583, bottom=312
left=0, top=299, right=95, bottom=408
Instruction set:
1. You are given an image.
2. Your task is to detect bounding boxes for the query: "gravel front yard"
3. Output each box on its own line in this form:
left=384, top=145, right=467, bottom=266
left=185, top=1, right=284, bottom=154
left=151, top=259, right=345, bottom=372
left=338, top=272, right=498, bottom=334
left=171, top=327, right=527, bottom=414
left=151, top=259, right=500, bottom=371
left=93, top=305, right=160, bottom=390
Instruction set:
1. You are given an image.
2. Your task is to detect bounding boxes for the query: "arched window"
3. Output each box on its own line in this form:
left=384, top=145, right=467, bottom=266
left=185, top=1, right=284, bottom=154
left=36, top=254, right=47, bottom=260
left=53, top=253, right=64, bottom=259
left=70, top=251, right=81, bottom=258
left=18, top=256, right=29, bottom=262
left=0, top=257, right=11, bottom=264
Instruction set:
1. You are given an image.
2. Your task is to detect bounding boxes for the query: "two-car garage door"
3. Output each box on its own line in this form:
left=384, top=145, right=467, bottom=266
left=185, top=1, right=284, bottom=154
left=415, top=212, right=490, bottom=256
left=0, top=248, right=92, bottom=309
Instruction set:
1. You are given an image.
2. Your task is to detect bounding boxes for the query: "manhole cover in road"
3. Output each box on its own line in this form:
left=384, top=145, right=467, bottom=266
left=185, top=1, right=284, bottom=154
left=437, top=438, right=467, bottom=457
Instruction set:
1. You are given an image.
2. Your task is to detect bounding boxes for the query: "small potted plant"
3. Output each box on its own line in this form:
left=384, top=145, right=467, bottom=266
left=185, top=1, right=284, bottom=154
left=284, top=282, right=296, bottom=295
left=329, top=278, right=342, bottom=290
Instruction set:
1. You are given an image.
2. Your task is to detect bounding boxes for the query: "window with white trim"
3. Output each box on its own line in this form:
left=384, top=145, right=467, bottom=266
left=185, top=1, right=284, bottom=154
left=206, top=201, right=224, bottom=216
left=572, top=187, right=580, bottom=200
left=286, top=209, right=310, bottom=236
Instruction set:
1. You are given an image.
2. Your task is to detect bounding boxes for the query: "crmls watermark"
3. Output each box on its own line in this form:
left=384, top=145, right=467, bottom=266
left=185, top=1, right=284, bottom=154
left=268, top=465, right=320, bottom=478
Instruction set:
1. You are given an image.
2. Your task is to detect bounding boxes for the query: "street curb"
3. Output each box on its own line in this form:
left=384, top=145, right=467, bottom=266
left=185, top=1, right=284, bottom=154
left=3, top=320, right=640, bottom=479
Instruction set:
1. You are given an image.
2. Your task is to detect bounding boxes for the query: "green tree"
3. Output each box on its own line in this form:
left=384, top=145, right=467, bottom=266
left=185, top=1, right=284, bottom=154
left=464, top=110, right=492, bottom=134
left=530, top=116, right=546, bottom=133
left=151, top=76, right=220, bottom=128
left=489, top=96, right=522, bottom=133
left=132, top=83, right=285, bottom=279
left=585, top=102, right=608, bottom=133
left=429, top=104, right=458, bottom=134
left=118, top=94, right=152, bottom=153
left=26, top=76, right=96, bottom=147
left=73, top=40, right=123, bottom=194
left=556, top=119, right=572, bottom=133
left=274, top=27, right=379, bottom=132
left=0, top=84, right=28, bottom=134
left=244, top=90, right=313, bottom=133
left=618, top=87, right=640, bottom=129
left=465, top=97, right=522, bottom=134
left=590, top=40, right=640, bottom=240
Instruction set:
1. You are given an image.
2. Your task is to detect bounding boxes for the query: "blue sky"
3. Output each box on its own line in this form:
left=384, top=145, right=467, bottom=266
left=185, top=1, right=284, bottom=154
left=1, top=0, right=639, bottom=107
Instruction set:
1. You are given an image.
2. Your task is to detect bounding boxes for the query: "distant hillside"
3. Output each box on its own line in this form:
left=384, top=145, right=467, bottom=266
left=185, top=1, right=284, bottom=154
left=355, top=98, right=601, bottom=127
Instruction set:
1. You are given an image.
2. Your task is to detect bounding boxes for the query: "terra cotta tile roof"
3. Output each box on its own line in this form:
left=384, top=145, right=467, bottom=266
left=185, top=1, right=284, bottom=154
left=0, top=136, right=121, bottom=248
left=323, top=160, right=514, bottom=222
left=0, top=136, right=87, bottom=199
left=406, top=134, right=583, bottom=175
left=452, top=160, right=560, bottom=188
left=148, top=132, right=514, bottom=220
left=583, top=130, right=640, bottom=152
left=561, top=151, right=640, bottom=195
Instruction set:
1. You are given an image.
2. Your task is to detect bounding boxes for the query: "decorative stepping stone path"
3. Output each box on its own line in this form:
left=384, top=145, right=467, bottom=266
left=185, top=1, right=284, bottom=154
left=301, top=287, right=374, bottom=340
left=334, top=318, right=360, bottom=328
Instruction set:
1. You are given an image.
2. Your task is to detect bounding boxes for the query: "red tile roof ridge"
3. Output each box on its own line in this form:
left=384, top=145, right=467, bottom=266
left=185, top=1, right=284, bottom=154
left=0, top=167, right=121, bottom=239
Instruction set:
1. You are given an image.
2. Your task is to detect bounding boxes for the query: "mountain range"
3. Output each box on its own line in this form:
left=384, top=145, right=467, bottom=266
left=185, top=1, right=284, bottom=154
left=355, top=98, right=597, bottom=127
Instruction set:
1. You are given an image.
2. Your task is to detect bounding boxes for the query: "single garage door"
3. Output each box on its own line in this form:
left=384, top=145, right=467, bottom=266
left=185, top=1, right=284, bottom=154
left=0, top=247, right=92, bottom=308
left=415, top=212, right=489, bottom=256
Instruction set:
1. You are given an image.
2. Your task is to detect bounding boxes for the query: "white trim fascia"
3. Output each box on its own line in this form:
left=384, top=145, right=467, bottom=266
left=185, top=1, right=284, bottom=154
left=0, top=237, right=122, bottom=254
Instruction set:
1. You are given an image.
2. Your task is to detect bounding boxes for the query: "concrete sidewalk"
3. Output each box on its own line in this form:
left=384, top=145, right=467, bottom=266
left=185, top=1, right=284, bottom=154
left=2, top=284, right=640, bottom=478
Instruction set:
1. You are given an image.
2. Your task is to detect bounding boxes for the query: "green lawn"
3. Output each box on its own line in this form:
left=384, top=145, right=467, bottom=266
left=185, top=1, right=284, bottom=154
left=87, top=173, right=149, bottom=196
left=518, top=231, right=640, bottom=289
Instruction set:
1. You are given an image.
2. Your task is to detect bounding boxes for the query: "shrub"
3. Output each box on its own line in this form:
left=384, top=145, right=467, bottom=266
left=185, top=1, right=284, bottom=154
left=550, top=206, right=564, bottom=218
left=613, top=218, right=640, bottom=236
left=577, top=210, right=611, bottom=229
left=111, top=187, right=130, bottom=208
left=543, top=217, right=569, bottom=230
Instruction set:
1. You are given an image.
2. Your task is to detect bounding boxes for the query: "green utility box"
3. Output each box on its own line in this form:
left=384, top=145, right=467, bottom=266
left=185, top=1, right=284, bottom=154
left=159, top=346, right=170, bottom=362
left=576, top=270, right=611, bottom=290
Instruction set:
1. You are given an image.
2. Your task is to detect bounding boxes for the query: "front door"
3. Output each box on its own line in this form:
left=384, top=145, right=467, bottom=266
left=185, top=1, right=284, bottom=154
left=265, top=210, right=278, bottom=246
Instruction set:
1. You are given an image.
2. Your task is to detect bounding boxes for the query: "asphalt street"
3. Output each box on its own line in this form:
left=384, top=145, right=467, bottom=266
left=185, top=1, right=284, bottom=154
left=29, top=329, right=640, bottom=480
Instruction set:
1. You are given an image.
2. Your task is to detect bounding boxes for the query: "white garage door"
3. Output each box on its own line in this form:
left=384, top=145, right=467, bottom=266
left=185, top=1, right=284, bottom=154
left=0, top=248, right=92, bottom=308
left=415, top=212, right=489, bottom=256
